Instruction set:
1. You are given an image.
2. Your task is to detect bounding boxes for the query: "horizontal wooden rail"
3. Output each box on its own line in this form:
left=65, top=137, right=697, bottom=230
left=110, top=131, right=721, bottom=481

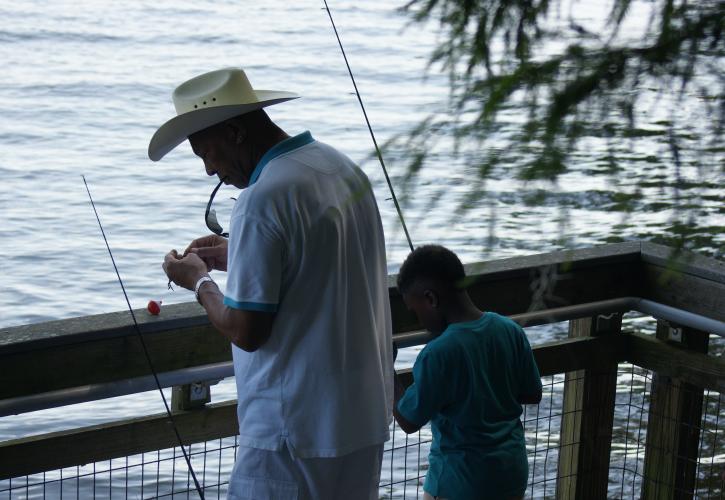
left=640, top=242, right=725, bottom=322
left=625, top=332, right=725, bottom=393
left=0, top=334, right=627, bottom=480
left=1, top=300, right=657, bottom=416
left=1, top=243, right=648, bottom=401
left=0, top=401, right=239, bottom=481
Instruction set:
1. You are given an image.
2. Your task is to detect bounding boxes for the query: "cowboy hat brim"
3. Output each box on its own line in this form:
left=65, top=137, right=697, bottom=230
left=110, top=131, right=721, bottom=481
left=148, top=90, right=299, bottom=161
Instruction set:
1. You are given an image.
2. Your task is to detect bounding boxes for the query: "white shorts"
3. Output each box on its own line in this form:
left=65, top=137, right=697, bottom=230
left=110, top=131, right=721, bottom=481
left=226, top=443, right=384, bottom=500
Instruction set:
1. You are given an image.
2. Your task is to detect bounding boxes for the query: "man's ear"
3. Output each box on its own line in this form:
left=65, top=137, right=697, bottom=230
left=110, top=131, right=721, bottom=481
left=225, top=122, right=247, bottom=145
left=423, top=289, right=439, bottom=309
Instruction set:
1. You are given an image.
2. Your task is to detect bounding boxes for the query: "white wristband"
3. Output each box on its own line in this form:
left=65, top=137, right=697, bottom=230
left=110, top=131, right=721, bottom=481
left=194, top=276, right=215, bottom=305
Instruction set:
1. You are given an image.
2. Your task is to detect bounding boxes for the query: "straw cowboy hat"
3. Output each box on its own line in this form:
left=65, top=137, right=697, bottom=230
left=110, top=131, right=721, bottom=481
left=148, top=68, right=299, bottom=161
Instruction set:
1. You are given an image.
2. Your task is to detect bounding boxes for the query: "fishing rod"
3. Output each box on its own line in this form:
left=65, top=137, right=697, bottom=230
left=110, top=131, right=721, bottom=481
left=323, top=0, right=415, bottom=253
left=82, top=176, right=205, bottom=499
left=323, top=3, right=421, bottom=485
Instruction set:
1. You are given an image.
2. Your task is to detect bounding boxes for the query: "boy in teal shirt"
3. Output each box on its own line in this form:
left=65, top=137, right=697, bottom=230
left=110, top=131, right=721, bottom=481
left=393, top=245, right=542, bottom=500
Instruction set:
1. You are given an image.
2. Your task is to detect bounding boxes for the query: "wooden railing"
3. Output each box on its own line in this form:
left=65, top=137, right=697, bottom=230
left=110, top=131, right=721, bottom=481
left=1, top=242, right=723, bottom=498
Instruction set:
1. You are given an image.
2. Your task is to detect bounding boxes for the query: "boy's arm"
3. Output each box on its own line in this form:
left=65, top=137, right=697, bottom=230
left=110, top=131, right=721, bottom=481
left=518, top=328, right=543, bottom=405
left=393, top=371, right=423, bottom=434
left=392, top=343, right=449, bottom=435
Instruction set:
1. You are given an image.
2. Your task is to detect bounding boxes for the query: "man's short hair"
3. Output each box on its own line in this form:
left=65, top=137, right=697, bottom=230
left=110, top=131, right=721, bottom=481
left=397, top=245, right=466, bottom=293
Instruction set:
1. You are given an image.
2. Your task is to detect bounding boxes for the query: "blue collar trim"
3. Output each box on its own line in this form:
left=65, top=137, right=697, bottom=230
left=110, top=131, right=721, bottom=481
left=249, top=131, right=314, bottom=185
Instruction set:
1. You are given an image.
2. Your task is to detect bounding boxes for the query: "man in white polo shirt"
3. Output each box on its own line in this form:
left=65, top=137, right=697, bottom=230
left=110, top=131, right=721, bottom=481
left=152, top=68, right=393, bottom=499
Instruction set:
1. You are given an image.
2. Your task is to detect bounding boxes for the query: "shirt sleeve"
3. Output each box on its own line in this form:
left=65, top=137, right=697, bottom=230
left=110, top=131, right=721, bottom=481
left=518, top=328, right=542, bottom=397
left=224, top=213, right=284, bottom=313
left=396, top=346, right=453, bottom=427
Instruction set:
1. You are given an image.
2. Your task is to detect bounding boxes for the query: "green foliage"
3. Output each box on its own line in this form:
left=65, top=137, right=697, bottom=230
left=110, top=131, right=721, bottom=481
left=387, top=0, right=724, bottom=253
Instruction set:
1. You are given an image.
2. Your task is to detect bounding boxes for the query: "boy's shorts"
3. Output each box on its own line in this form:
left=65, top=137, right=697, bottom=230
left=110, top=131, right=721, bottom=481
left=227, top=442, right=383, bottom=500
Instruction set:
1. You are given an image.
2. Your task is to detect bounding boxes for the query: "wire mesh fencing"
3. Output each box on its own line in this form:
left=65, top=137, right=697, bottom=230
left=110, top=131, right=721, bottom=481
left=520, top=365, right=724, bottom=499
left=1, top=437, right=238, bottom=499
left=2, top=365, right=723, bottom=499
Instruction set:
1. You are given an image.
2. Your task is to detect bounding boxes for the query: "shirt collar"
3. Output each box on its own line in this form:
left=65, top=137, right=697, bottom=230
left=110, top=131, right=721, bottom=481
left=249, top=131, right=315, bottom=186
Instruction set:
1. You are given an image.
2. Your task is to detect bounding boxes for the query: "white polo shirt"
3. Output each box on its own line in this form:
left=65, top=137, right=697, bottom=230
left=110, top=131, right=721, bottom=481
left=224, top=131, right=393, bottom=458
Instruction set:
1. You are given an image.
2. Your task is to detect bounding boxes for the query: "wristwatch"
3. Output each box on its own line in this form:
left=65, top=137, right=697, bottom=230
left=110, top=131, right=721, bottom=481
left=194, top=276, right=215, bottom=305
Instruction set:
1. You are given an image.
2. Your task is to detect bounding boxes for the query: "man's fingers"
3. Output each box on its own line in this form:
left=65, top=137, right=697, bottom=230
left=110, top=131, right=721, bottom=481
left=183, top=242, right=199, bottom=257
left=183, top=239, right=201, bottom=257
left=165, top=249, right=181, bottom=262
left=160, top=251, right=208, bottom=291
left=162, top=250, right=183, bottom=275
left=183, top=243, right=195, bottom=257
left=190, top=247, right=217, bottom=258
left=184, top=234, right=220, bottom=256
left=162, top=253, right=174, bottom=276
left=189, top=248, right=218, bottom=272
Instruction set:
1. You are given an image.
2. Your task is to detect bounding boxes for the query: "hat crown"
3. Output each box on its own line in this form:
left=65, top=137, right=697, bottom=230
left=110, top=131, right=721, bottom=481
left=172, top=68, right=256, bottom=115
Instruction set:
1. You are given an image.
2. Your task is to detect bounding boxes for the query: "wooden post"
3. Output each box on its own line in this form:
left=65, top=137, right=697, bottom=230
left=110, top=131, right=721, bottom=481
left=556, top=313, right=622, bottom=499
left=641, top=322, right=709, bottom=500
left=171, top=382, right=211, bottom=411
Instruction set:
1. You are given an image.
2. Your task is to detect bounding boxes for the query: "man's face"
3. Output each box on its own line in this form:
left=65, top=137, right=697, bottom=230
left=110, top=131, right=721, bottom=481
left=402, top=280, right=447, bottom=335
left=188, top=124, right=252, bottom=189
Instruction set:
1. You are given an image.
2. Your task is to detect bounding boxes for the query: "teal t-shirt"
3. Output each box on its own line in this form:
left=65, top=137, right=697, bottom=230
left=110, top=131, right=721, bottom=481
left=397, top=312, right=542, bottom=499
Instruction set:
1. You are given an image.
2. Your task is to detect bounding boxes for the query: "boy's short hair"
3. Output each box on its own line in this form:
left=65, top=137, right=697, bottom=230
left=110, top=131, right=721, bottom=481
left=397, top=245, right=466, bottom=293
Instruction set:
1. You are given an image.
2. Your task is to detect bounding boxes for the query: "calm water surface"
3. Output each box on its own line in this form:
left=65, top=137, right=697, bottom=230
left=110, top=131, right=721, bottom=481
left=0, top=0, right=722, bottom=497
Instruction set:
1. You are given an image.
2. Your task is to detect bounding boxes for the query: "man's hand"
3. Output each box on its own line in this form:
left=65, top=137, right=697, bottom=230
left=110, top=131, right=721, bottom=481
left=183, top=234, right=229, bottom=272
left=163, top=250, right=209, bottom=291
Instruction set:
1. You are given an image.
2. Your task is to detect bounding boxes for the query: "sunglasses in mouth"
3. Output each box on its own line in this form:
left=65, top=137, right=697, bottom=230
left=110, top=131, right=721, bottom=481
left=204, top=177, right=229, bottom=237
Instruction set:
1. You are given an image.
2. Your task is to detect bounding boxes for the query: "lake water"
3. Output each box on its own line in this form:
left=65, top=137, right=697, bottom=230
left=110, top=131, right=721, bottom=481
left=0, top=0, right=722, bottom=497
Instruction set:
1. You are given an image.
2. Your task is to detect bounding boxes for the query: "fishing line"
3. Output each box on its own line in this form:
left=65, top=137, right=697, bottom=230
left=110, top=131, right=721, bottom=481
left=324, top=4, right=424, bottom=477
left=323, top=0, right=415, bottom=253
left=82, top=176, right=205, bottom=500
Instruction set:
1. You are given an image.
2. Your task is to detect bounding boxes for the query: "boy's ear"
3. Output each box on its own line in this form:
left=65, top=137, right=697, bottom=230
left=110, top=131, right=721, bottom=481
left=423, top=289, right=439, bottom=309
